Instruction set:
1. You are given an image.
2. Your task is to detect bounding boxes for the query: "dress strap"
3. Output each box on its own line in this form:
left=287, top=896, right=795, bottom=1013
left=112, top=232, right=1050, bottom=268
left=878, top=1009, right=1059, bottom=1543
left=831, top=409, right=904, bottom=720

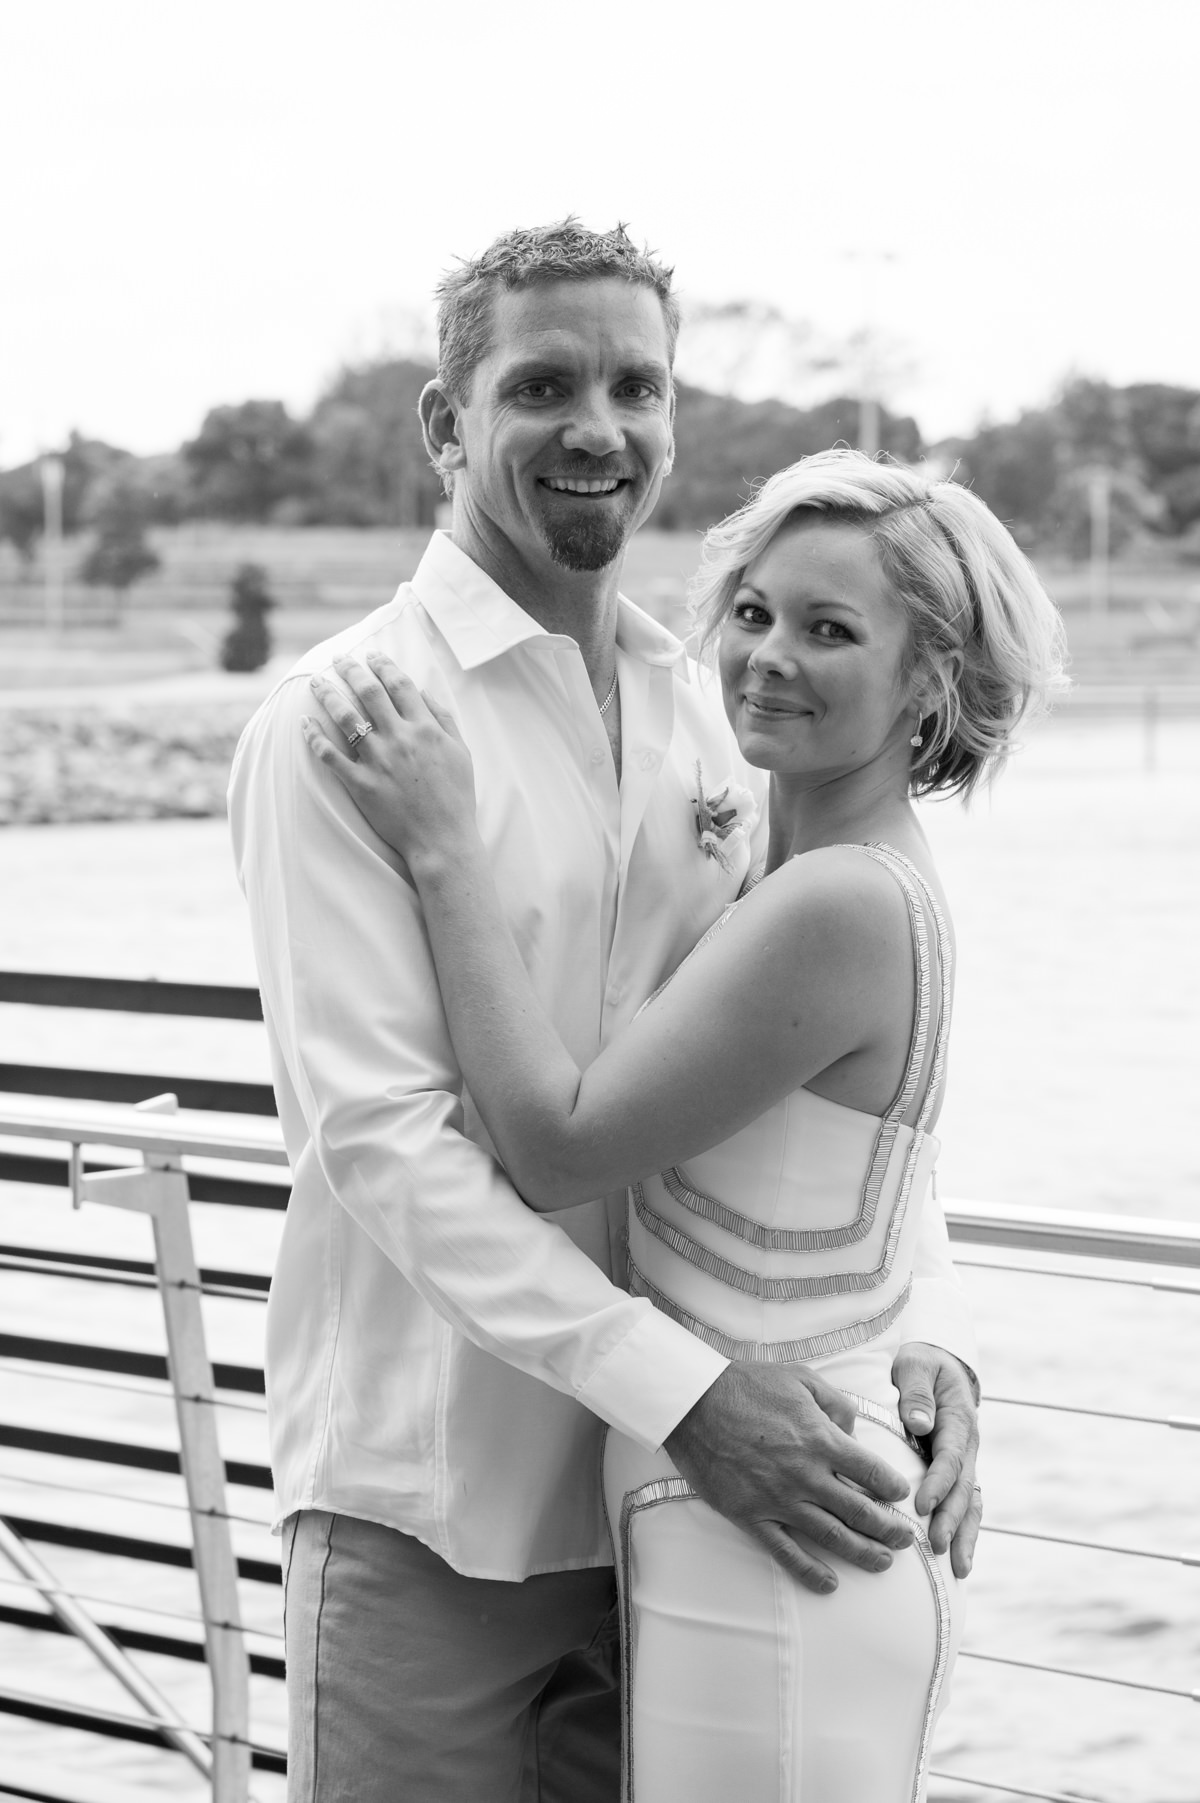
left=849, top=843, right=953, bottom=1133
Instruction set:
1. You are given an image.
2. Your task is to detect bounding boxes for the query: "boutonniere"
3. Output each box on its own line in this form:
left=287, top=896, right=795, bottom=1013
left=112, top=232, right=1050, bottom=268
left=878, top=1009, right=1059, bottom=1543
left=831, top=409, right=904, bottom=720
left=692, top=761, right=758, bottom=873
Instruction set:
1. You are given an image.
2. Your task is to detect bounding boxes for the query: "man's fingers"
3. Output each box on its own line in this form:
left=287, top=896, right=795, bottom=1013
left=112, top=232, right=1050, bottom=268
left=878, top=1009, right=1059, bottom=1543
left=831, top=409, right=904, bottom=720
left=893, top=1351, right=937, bottom=1437
left=913, top=1403, right=976, bottom=1517
left=927, top=1469, right=978, bottom=1558
left=949, top=1485, right=983, bottom=1579
left=807, top=1477, right=915, bottom=1550
left=798, top=1370, right=858, bottom=1434
left=825, top=1434, right=909, bottom=1507
left=751, top=1521, right=837, bottom=1596
left=785, top=1503, right=899, bottom=1573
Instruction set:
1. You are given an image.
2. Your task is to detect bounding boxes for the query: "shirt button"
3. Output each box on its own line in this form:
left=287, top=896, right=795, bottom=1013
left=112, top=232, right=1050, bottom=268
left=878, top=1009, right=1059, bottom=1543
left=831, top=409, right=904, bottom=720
left=606, top=983, right=623, bottom=1005
left=590, top=747, right=606, bottom=766
left=639, top=751, right=656, bottom=772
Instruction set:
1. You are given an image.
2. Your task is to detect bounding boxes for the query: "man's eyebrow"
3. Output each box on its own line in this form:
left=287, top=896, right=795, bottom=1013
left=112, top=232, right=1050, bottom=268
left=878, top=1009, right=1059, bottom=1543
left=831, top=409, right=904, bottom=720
left=500, top=358, right=573, bottom=384
left=498, top=356, right=672, bottom=387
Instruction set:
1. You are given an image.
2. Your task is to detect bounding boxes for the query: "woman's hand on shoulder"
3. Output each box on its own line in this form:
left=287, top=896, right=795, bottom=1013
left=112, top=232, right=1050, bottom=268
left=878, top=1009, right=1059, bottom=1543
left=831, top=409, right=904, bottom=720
left=302, top=651, right=477, bottom=872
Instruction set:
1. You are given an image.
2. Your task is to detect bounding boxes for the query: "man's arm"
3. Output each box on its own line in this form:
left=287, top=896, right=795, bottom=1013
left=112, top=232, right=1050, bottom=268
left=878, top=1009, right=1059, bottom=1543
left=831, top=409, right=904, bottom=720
left=229, top=675, right=727, bottom=1451
left=892, top=1189, right=982, bottom=1577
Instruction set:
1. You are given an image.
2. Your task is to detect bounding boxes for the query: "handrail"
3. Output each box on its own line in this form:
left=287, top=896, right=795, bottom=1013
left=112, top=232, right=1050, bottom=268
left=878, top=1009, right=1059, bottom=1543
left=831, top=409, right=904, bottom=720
left=0, top=1096, right=286, bottom=1167
left=2, top=1091, right=1199, bottom=1801
left=944, top=1197, right=1200, bottom=1268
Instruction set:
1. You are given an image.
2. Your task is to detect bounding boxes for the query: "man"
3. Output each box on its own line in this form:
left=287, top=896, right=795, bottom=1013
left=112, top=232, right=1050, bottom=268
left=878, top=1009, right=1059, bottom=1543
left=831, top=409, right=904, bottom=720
left=229, top=220, right=980, bottom=1802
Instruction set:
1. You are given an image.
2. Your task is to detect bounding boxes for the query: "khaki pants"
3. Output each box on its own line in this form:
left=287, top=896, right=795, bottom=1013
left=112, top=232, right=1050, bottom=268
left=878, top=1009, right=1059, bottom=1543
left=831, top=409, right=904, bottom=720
left=282, top=1510, right=620, bottom=1803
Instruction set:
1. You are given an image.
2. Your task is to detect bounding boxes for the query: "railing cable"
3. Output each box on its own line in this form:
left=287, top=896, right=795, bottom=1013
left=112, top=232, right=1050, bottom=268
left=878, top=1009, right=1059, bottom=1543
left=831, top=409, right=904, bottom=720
left=0, top=1569, right=283, bottom=1643
left=959, top=1647, right=1198, bottom=1700
left=0, top=1682, right=283, bottom=1763
left=0, top=1251, right=268, bottom=1301
left=984, top=1393, right=1200, bottom=1432
left=954, top=1254, right=1200, bottom=1297
left=0, top=1467, right=272, bottom=1529
left=980, top=1521, right=1200, bottom=1567
left=929, top=1771, right=1108, bottom=1802
left=0, top=1358, right=268, bottom=1414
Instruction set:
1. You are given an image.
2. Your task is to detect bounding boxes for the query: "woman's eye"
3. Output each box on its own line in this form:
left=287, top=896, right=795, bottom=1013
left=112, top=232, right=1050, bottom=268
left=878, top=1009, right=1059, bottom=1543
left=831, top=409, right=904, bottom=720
left=731, top=601, right=771, bottom=627
left=812, top=619, right=854, bottom=642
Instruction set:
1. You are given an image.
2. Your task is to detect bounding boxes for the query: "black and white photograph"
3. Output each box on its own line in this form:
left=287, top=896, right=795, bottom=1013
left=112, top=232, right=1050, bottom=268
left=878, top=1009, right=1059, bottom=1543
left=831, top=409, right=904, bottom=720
left=0, top=3, right=1197, bottom=1799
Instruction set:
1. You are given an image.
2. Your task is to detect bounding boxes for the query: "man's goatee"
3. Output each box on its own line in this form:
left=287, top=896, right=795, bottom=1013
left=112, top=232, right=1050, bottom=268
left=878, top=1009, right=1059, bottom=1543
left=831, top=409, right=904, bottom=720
left=542, top=513, right=627, bottom=573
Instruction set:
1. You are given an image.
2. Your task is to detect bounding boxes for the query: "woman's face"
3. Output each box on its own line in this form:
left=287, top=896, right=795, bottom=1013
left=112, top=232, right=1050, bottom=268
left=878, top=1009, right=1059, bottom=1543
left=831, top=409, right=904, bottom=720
left=718, top=517, right=917, bottom=780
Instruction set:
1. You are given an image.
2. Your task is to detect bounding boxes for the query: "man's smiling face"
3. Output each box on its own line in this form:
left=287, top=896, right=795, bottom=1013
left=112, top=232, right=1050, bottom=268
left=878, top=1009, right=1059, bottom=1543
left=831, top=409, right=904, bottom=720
left=449, top=277, right=675, bottom=576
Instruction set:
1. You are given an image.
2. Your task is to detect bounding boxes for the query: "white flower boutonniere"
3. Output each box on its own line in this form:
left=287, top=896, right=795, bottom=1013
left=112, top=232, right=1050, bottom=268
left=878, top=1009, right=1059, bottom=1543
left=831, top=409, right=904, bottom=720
left=691, top=761, right=758, bottom=874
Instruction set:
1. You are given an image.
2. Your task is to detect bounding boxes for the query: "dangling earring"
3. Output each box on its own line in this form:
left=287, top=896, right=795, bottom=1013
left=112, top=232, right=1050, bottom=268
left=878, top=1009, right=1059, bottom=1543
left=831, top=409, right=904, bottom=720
left=909, top=713, right=924, bottom=748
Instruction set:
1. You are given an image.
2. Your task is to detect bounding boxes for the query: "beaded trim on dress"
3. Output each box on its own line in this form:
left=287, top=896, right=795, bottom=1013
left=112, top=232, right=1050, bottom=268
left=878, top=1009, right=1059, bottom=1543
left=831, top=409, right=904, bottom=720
left=632, top=845, right=953, bottom=1312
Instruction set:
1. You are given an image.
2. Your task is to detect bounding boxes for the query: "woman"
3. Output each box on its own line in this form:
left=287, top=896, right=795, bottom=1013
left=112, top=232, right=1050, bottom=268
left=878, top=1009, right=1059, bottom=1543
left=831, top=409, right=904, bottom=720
left=302, top=450, right=1065, bottom=1801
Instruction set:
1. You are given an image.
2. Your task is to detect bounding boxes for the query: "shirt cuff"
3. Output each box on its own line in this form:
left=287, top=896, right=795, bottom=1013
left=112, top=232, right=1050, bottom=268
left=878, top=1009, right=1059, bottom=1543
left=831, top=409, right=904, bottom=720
left=899, top=1278, right=979, bottom=1382
left=576, top=1305, right=729, bottom=1452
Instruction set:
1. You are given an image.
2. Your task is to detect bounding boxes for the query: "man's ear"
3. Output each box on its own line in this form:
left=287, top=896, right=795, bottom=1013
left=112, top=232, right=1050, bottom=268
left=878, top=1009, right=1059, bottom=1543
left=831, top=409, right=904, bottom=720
left=419, top=379, right=467, bottom=477
left=663, top=383, right=677, bottom=476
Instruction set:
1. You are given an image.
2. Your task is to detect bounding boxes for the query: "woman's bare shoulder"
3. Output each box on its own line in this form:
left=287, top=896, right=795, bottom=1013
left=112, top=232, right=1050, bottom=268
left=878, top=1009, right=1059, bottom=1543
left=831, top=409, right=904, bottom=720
left=743, top=843, right=917, bottom=952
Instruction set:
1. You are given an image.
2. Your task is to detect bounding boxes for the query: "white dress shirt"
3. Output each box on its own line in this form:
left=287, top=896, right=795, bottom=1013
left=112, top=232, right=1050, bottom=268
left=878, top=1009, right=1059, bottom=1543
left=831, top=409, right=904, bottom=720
left=229, top=532, right=975, bottom=1580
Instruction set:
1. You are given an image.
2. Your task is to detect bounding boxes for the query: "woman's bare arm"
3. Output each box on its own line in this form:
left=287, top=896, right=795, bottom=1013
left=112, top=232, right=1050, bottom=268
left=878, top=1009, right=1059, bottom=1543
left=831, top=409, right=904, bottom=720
left=303, top=653, right=905, bottom=1209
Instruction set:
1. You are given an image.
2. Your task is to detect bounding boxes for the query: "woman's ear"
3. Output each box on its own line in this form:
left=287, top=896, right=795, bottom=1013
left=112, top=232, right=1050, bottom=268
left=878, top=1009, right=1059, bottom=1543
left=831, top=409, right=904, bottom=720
left=419, top=380, right=467, bottom=476
left=912, top=646, right=964, bottom=718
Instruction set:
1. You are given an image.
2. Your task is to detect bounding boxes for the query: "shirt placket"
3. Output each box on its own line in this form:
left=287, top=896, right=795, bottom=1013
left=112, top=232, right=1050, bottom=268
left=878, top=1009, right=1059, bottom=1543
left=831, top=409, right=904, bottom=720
left=602, top=657, right=674, bottom=1043
left=547, top=640, right=623, bottom=990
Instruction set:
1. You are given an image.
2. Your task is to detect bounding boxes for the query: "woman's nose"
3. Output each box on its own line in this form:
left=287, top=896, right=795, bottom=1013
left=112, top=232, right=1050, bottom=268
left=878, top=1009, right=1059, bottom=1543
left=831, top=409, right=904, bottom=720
left=748, top=634, right=801, bottom=679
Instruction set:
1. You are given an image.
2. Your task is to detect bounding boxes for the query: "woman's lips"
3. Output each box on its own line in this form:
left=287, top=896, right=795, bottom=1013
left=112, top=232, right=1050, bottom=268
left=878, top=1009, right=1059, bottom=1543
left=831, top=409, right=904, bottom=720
left=741, top=692, right=813, bottom=719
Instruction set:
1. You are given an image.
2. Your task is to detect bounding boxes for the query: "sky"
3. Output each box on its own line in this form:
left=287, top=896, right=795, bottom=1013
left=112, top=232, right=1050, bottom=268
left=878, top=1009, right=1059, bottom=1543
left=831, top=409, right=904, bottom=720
left=2, top=0, right=1198, bottom=466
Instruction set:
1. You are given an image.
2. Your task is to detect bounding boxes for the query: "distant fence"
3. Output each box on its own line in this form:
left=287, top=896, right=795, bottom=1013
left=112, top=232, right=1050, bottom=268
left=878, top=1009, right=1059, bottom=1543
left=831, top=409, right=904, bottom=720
left=1050, top=682, right=1200, bottom=771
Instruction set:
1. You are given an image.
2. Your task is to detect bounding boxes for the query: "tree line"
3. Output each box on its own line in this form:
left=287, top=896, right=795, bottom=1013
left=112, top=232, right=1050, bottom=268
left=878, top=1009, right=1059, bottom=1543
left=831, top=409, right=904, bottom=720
left=3, top=362, right=1199, bottom=575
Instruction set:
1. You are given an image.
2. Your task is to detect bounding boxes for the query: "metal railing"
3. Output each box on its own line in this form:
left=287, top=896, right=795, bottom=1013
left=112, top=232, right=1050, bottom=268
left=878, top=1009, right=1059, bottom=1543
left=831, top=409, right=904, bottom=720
left=0, top=970, right=1196, bottom=1803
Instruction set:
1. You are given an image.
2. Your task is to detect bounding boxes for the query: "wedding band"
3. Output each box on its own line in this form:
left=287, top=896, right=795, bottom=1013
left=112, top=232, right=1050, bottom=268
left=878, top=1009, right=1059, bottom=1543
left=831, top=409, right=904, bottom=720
left=345, top=721, right=374, bottom=750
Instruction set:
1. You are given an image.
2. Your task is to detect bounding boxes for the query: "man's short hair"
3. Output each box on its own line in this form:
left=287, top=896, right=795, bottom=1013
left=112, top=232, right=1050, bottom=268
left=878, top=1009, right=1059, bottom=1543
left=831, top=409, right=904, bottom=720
left=434, top=218, right=680, bottom=401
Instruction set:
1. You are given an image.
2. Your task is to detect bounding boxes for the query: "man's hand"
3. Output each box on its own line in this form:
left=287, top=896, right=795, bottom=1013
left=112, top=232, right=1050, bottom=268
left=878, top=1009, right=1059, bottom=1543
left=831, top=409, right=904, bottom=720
left=893, top=1340, right=981, bottom=1579
left=664, top=1361, right=914, bottom=1596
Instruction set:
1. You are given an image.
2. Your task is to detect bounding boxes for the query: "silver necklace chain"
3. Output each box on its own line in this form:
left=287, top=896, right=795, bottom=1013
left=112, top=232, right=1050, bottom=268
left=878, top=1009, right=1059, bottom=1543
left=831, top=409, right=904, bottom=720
left=598, top=670, right=619, bottom=717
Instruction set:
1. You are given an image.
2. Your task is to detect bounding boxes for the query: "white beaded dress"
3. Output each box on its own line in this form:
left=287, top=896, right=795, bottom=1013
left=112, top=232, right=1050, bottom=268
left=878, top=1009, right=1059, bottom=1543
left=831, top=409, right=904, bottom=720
left=603, top=843, right=965, bottom=1802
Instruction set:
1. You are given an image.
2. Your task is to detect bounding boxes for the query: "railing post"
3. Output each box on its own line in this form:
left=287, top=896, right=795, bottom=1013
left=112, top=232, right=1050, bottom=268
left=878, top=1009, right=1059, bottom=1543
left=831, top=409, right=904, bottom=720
left=80, top=1118, right=252, bottom=1803
left=1143, top=684, right=1159, bottom=774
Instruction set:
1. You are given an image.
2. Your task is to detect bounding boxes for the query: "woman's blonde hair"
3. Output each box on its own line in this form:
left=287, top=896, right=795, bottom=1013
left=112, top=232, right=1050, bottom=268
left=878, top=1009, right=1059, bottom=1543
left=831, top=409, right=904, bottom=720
left=692, top=447, right=1069, bottom=801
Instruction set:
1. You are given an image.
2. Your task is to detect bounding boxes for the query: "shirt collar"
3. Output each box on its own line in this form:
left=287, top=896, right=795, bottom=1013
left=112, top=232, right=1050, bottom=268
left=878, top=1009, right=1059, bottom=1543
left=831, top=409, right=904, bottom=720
left=411, top=531, right=690, bottom=684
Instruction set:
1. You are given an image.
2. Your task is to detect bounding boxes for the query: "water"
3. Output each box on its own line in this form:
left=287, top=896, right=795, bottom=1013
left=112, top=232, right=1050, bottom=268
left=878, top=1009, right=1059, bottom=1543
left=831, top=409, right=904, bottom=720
left=0, top=712, right=1197, bottom=1801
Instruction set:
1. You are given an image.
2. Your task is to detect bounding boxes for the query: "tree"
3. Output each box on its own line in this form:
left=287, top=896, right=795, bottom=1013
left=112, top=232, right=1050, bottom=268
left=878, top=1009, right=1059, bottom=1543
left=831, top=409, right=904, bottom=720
left=307, top=359, right=441, bottom=527
left=219, top=563, right=275, bottom=671
left=653, top=384, right=923, bottom=529
left=78, top=479, right=161, bottom=615
left=183, top=401, right=314, bottom=520
left=0, top=464, right=45, bottom=564
left=945, top=409, right=1063, bottom=546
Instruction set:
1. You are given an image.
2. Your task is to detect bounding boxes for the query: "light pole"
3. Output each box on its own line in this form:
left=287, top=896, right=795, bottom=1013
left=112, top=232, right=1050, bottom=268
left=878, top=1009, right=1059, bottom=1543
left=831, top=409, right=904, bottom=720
left=39, top=453, right=65, bottom=637
left=1088, top=467, right=1111, bottom=618
left=843, top=250, right=896, bottom=457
